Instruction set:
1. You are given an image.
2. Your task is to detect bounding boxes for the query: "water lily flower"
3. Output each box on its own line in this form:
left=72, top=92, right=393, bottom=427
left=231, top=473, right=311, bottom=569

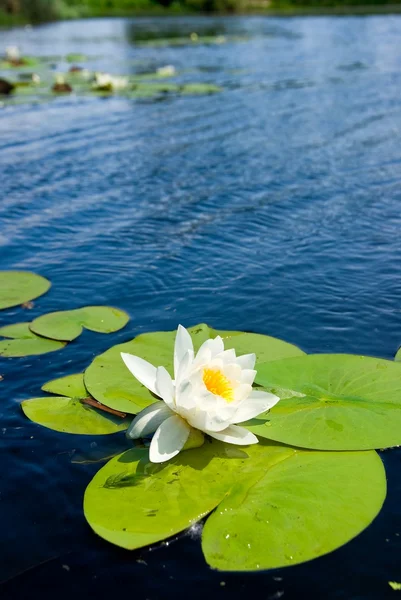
left=121, top=325, right=279, bottom=463
left=5, top=46, right=20, bottom=61
left=156, top=65, right=176, bottom=77
left=92, top=72, right=128, bottom=92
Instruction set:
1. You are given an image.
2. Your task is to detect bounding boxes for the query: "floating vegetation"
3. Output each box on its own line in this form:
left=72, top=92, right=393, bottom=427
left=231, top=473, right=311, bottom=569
left=0, top=271, right=50, bottom=310
left=92, top=72, right=129, bottom=92
left=0, top=45, right=225, bottom=105
left=22, top=374, right=131, bottom=435
left=0, top=322, right=65, bottom=357
left=30, top=306, right=130, bottom=342
left=135, top=33, right=248, bottom=48
left=84, top=323, right=304, bottom=414
left=0, top=78, right=14, bottom=95
left=18, top=321, right=401, bottom=570
left=52, top=75, right=73, bottom=94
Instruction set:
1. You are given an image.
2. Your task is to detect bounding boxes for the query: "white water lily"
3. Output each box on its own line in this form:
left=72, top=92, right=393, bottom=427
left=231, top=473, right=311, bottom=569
left=5, top=46, right=20, bottom=61
left=121, top=325, right=279, bottom=463
left=92, top=72, right=128, bottom=91
left=156, top=65, right=176, bottom=77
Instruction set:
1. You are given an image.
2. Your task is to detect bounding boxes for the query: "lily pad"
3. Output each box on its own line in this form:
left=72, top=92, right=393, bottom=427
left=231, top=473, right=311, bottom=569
left=22, top=374, right=131, bottom=435
left=84, top=440, right=253, bottom=550
left=0, top=323, right=65, bottom=357
left=30, top=306, right=129, bottom=342
left=202, top=441, right=386, bottom=571
left=84, top=323, right=304, bottom=414
left=0, top=271, right=50, bottom=310
left=394, top=347, right=401, bottom=361
left=66, top=53, right=88, bottom=63
left=247, top=353, right=401, bottom=450
left=180, top=83, right=222, bottom=95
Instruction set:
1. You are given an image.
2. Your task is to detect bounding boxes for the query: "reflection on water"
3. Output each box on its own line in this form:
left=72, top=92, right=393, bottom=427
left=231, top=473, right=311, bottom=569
left=1, top=13, right=401, bottom=600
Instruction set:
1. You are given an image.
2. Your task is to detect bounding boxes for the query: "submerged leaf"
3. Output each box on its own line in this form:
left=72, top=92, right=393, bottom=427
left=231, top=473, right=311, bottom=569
left=84, top=323, right=304, bottom=414
left=0, top=271, right=50, bottom=310
left=0, top=323, right=65, bottom=357
left=247, top=354, right=401, bottom=450
left=22, top=373, right=131, bottom=435
left=30, top=306, right=129, bottom=341
left=202, top=442, right=386, bottom=570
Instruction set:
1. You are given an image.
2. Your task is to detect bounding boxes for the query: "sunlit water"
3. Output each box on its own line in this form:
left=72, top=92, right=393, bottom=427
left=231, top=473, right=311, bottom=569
left=1, top=15, right=401, bottom=599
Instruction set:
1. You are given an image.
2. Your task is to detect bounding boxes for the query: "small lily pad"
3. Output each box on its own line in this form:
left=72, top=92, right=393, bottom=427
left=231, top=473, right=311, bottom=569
left=84, top=323, right=304, bottom=414
left=30, top=306, right=129, bottom=342
left=180, top=83, right=222, bottom=95
left=0, top=323, right=65, bottom=357
left=0, top=271, right=50, bottom=310
left=66, top=53, right=88, bottom=63
left=22, top=374, right=131, bottom=435
left=247, top=353, right=401, bottom=450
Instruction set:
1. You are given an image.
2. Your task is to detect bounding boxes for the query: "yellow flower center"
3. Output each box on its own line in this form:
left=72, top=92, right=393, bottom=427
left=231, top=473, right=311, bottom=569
left=203, top=368, right=234, bottom=402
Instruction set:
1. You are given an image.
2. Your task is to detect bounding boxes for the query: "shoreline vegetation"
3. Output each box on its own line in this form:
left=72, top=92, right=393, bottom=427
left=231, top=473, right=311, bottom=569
left=2, top=1, right=401, bottom=26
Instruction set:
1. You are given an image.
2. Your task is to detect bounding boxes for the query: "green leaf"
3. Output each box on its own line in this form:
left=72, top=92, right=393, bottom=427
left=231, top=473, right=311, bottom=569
left=247, top=353, right=401, bottom=450
left=84, top=323, right=304, bottom=414
left=21, top=373, right=131, bottom=435
left=0, top=271, right=50, bottom=310
left=66, top=53, right=88, bottom=63
left=0, top=322, right=65, bottom=357
left=202, top=442, right=386, bottom=571
left=180, top=83, right=222, bottom=95
left=394, top=347, right=401, bottom=361
left=41, top=373, right=88, bottom=397
left=84, top=440, right=252, bottom=550
left=30, top=306, right=129, bottom=341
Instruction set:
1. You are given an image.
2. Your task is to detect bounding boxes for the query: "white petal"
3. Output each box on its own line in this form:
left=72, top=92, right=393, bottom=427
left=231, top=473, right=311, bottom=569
left=175, top=348, right=194, bottom=385
left=222, top=363, right=242, bottom=383
left=233, top=383, right=252, bottom=402
left=126, top=402, right=173, bottom=439
left=191, top=347, right=212, bottom=371
left=155, top=366, right=175, bottom=409
left=234, top=392, right=279, bottom=423
left=149, top=415, right=191, bottom=463
left=236, top=353, right=256, bottom=370
left=121, top=352, right=158, bottom=395
left=216, top=348, right=236, bottom=363
left=240, top=369, right=257, bottom=385
left=196, top=336, right=224, bottom=362
left=174, top=325, right=194, bottom=379
left=206, top=424, right=258, bottom=445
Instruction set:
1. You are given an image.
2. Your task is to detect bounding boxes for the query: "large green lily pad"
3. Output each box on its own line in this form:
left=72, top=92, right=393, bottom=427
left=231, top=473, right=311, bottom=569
left=0, top=271, right=50, bottom=310
left=22, top=374, right=131, bottom=435
left=84, top=439, right=385, bottom=568
left=247, top=353, right=401, bottom=450
left=30, top=306, right=129, bottom=342
left=0, top=323, right=65, bottom=357
left=84, top=440, right=253, bottom=550
left=84, top=323, right=304, bottom=414
left=202, top=441, right=386, bottom=571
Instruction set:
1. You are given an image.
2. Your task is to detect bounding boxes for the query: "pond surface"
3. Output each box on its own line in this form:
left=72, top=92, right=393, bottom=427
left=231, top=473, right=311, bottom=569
left=1, top=14, right=401, bottom=599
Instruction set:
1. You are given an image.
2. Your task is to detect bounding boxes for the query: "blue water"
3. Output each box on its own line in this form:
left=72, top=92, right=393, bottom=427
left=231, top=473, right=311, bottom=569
left=1, top=14, right=401, bottom=599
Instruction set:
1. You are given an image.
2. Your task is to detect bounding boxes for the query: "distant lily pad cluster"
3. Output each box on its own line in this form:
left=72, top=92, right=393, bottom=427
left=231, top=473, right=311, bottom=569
left=0, top=270, right=129, bottom=356
left=17, top=318, right=401, bottom=572
left=0, top=46, right=223, bottom=106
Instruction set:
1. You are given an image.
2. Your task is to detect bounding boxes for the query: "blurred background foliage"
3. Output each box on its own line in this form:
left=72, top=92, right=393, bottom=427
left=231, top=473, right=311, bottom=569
left=1, top=0, right=401, bottom=24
